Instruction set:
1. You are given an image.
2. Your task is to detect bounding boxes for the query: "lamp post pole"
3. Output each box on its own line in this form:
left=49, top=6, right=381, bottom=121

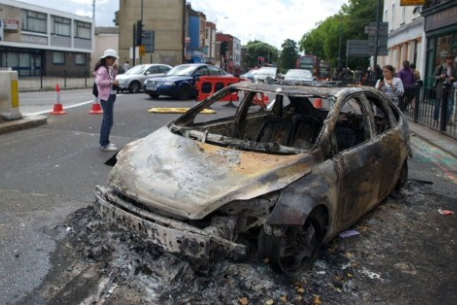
left=139, top=0, right=144, bottom=64
left=338, top=13, right=342, bottom=73
left=373, top=0, right=381, bottom=70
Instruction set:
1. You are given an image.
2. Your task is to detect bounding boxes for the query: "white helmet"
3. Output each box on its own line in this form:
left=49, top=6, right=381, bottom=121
left=100, top=49, right=119, bottom=59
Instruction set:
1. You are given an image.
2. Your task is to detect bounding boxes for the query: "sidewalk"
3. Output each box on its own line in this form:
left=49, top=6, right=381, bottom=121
left=0, top=115, right=47, bottom=136
left=408, top=119, right=457, bottom=159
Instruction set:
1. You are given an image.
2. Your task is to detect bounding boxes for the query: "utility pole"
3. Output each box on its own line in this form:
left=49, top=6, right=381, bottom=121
left=92, top=0, right=96, bottom=23
left=140, top=0, right=144, bottom=64
left=338, top=13, right=342, bottom=73
left=373, top=0, right=381, bottom=70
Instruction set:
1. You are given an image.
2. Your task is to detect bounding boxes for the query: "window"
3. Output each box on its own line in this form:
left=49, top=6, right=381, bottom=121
left=52, top=16, right=71, bottom=36
left=74, top=21, right=91, bottom=39
left=53, top=52, right=65, bottom=64
left=159, top=65, right=171, bottom=73
left=22, top=10, right=47, bottom=33
left=75, top=53, right=86, bottom=65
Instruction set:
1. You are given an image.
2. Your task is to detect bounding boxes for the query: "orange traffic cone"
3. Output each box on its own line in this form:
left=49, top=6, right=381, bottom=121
left=313, top=98, right=322, bottom=109
left=89, top=99, right=103, bottom=114
left=51, top=84, right=66, bottom=115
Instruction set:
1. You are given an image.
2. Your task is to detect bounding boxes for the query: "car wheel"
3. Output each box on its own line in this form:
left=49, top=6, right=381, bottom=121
left=128, top=81, right=141, bottom=93
left=176, top=85, right=191, bottom=100
left=258, top=215, right=323, bottom=274
left=149, top=94, right=159, bottom=99
left=395, top=159, right=408, bottom=191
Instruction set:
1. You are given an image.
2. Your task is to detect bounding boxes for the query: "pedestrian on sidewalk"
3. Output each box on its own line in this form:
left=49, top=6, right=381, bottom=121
left=94, top=49, right=120, bottom=151
left=432, top=55, right=456, bottom=125
left=396, top=60, right=415, bottom=112
left=375, top=65, right=404, bottom=108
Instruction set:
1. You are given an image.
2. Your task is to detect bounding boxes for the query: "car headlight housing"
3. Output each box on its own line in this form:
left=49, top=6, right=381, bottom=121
left=164, top=81, right=176, bottom=86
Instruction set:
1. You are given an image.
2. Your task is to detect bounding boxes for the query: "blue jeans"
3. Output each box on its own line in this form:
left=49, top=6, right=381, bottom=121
left=433, top=87, right=455, bottom=122
left=99, top=94, right=116, bottom=147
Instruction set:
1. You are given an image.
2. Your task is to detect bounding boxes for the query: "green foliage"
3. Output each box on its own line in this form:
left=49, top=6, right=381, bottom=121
left=298, top=0, right=380, bottom=72
left=279, top=39, right=299, bottom=73
left=245, top=40, right=279, bottom=68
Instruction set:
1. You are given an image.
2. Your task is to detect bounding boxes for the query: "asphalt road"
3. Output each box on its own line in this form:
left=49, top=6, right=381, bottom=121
left=0, top=89, right=456, bottom=304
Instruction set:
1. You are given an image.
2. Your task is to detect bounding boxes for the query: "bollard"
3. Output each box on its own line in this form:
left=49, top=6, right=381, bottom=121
left=0, top=70, right=23, bottom=120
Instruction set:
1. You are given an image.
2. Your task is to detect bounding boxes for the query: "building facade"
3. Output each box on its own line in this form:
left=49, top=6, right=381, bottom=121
left=116, top=0, right=186, bottom=66
left=422, top=0, right=457, bottom=86
left=381, top=2, right=426, bottom=77
left=186, top=5, right=207, bottom=63
left=216, top=33, right=241, bottom=73
left=205, top=21, right=216, bottom=64
left=0, top=0, right=93, bottom=77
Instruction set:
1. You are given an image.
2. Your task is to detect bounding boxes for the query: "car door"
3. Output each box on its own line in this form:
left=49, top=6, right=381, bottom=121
left=331, top=94, right=379, bottom=229
left=362, top=92, right=405, bottom=201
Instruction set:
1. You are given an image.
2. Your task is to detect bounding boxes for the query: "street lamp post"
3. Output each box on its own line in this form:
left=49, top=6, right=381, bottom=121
left=338, top=13, right=342, bottom=73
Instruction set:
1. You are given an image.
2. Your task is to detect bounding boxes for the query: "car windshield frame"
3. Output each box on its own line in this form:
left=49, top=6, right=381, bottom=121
left=166, top=64, right=199, bottom=76
left=285, top=70, right=313, bottom=79
left=124, top=65, right=150, bottom=75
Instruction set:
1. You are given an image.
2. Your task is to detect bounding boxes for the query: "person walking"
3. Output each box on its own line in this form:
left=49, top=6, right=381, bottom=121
left=375, top=65, right=404, bottom=108
left=122, top=60, right=130, bottom=73
left=396, top=60, right=415, bottom=112
left=432, top=55, right=456, bottom=125
left=94, top=49, right=120, bottom=151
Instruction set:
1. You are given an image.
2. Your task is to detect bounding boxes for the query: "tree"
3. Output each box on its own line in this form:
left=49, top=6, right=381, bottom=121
left=245, top=40, right=279, bottom=68
left=279, top=39, right=299, bottom=73
left=298, top=0, right=379, bottom=71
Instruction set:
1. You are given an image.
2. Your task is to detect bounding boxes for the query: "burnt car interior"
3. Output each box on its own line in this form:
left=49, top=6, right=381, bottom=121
left=171, top=86, right=396, bottom=155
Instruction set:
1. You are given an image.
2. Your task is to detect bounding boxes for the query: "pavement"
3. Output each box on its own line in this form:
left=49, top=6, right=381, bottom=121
left=0, top=111, right=455, bottom=159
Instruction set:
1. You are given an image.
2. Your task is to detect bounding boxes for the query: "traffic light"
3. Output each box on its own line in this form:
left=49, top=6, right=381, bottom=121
left=136, top=20, right=144, bottom=46
left=220, top=41, right=227, bottom=55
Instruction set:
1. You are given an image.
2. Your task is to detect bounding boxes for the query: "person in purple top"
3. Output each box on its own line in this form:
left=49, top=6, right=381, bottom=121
left=396, top=60, right=415, bottom=112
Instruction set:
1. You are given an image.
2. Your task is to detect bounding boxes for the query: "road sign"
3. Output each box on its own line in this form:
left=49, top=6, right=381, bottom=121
left=400, top=0, right=425, bottom=6
left=347, top=40, right=372, bottom=57
left=365, top=22, right=388, bottom=36
left=139, top=45, right=145, bottom=56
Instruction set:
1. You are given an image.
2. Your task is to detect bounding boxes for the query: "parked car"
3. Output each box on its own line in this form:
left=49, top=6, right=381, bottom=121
left=143, top=63, right=231, bottom=100
left=95, top=81, right=411, bottom=273
left=240, top=69, right=259, bottom=81
left=253, top=67, right=278, bottom=83
left=284, top=69, right=314, bottom=85
left=115, top=64, right=172, bottom=93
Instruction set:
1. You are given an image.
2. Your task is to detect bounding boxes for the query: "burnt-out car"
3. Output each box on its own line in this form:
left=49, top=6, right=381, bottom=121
left=94, top=81, right=411, bottom=273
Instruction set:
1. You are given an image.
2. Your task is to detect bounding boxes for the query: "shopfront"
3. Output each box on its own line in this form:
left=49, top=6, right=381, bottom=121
left=422, top=0, right=457, bottom=86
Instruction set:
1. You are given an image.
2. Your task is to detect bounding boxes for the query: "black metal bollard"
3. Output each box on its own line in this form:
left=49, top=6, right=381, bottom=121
left=439, top=85, right=450, bottom=132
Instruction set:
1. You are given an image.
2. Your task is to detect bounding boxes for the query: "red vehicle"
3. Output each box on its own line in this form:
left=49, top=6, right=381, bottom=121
left=296, top=55, right=331, bottom=80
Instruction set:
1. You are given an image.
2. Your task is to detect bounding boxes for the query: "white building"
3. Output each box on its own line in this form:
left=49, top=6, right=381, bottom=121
left=0, top=0, right=94, bottom=77
left=379, top=2, right=425, bottom=77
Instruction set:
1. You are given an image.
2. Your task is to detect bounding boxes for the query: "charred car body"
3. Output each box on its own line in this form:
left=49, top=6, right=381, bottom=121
left=94, top=81, right=411, bottom=273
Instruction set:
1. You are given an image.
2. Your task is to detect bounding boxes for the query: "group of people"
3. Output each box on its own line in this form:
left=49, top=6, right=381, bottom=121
left=375, top=61, right=420, bottom=112
left=375, top=56, right=456, bottom=125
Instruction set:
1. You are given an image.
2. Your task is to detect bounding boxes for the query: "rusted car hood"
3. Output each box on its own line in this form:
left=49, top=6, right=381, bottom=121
left=108, top=126, right=313, bottom=219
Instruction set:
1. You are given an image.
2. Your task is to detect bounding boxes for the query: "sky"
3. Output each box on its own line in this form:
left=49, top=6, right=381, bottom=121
left=16, top=0, right=348, bottom=50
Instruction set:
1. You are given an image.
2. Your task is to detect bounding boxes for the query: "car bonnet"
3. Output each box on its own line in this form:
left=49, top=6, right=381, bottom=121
left=108, top=126, right=313, bottom=220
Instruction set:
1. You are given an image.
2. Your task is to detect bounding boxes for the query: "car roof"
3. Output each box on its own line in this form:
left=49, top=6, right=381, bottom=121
left=232, top=81, right=374, bottom=98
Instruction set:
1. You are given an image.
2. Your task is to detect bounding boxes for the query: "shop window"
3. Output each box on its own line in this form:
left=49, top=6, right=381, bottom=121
left=22, top=10, right=47, bottom=34
left=75, top=53, right=86, bottom=65
left=52, top=16, right=71, bottom=36
left=53, top=52, right=65, bottom=65
left=74, top=21, right=91, bottom=39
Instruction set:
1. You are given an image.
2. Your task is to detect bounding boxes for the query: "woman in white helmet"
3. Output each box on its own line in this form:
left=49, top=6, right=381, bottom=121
left=94, top=49, right=120, bottom=151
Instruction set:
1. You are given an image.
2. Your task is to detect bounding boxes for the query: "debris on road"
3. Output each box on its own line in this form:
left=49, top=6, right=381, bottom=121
left=339, top=229, right=360, bottom=238
left=438, top=208, right=454, bottom=215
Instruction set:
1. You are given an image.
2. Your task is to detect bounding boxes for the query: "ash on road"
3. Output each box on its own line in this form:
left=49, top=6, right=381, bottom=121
left=19, top=180, right=457, bottom=305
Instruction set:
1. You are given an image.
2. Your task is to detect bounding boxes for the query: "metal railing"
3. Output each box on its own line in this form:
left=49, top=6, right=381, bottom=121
left=403, top=84, right=457, bottom=139
left=17, top=69, right=93, bottom=92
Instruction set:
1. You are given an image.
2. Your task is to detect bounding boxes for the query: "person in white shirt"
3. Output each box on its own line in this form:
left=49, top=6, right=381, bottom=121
left=122, top=61, right=130, bottom=73
left=375, top=65, right=404, bottom=108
